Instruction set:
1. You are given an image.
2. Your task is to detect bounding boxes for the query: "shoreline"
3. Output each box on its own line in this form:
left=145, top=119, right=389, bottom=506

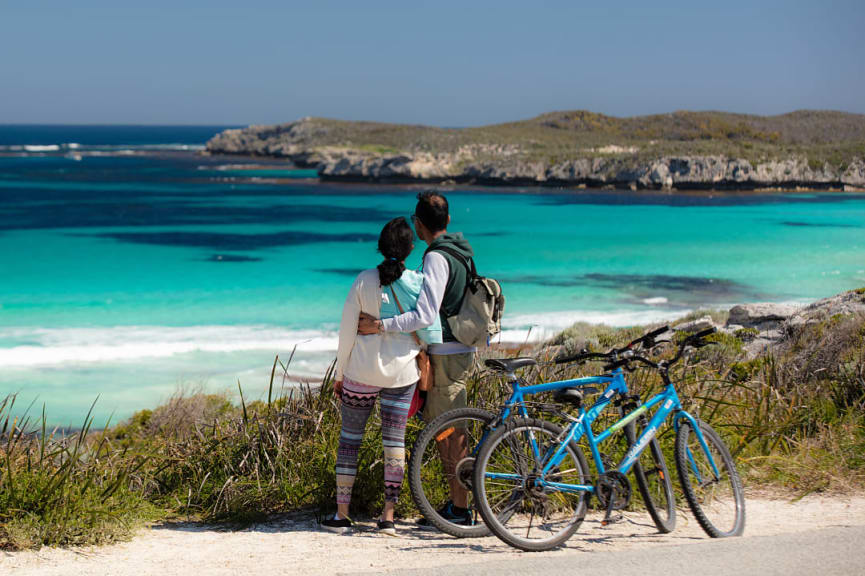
left=1, top=287, right=863, bottom=553
left=208, top=158, right=865, bottom=194
left=4, top=147, right=865, bottom=193
left=205, top=152, right=865, bottom=192
left=204, top=112, right=865, bottom=192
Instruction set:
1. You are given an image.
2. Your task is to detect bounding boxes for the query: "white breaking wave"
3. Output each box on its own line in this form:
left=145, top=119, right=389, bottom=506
left=0, top=325, right=338, bottom=368
left=0, top=143, right=204, bottom=155
left=23, top=145, right=61, bottom=152
left=0, top=307, right=697, bottom=368
left=105, top=143, right=205, bottom=151
left=496, top=308, right=692, bottom=344
left=642, top=296, right=669, bottom=305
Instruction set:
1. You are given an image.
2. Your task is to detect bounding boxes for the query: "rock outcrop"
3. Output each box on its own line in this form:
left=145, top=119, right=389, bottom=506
left=723, top=289, right=865, bottom=357
left=727, top=303, right=799, bottom=330
left=206, top=117, right=865, bottom=190
left=673, top=315, right=718, bottom=333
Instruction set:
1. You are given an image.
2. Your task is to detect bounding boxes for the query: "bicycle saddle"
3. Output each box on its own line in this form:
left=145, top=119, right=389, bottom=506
left=484, top=357, right=537, bottom=373
left=553, top=387, right=599, bottom=408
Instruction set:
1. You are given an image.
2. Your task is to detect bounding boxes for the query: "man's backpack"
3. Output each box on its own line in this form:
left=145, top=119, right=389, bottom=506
left=434, top=246, right=505, bottom=347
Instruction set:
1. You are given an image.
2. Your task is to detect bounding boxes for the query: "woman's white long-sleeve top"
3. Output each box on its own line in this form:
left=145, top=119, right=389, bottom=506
left=335, top=269, right=420, bottom=388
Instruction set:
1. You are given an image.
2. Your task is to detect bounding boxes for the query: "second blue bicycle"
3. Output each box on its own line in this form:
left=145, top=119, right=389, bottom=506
left=471, top=328, right=746, bottom=550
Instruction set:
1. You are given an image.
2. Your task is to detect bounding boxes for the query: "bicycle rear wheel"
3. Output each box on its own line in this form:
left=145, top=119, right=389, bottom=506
left=408, top=407, right=495, bottom=538
left=624, top=416, right=676, bottom=533
left=674, top=418, right=745, bottom=537
left=473, top=417, right=590, bottom=551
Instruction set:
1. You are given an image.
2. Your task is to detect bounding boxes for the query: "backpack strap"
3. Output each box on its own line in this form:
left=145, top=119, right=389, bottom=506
left=427, top=245, right=477, bottom=279
left=389, top=285, right=424, bottom=348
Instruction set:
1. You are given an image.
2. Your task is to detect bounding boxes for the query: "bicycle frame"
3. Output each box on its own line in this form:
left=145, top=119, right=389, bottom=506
left=468, top=369, right=614, bottom=461
left=484, top=367, right=721, bottom=495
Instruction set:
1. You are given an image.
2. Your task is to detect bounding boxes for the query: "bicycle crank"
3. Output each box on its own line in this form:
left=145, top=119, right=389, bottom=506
left=454, top=457, right=476, bottom=491
left=595, top=471, right=632, bottom=525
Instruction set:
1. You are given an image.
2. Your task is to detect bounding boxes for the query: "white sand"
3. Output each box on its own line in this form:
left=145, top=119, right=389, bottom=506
left=3, top=493, right=864, bottom=576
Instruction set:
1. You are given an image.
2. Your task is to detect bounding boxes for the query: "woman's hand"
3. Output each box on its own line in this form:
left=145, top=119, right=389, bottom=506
left=333, top=379, right=343, bottom=398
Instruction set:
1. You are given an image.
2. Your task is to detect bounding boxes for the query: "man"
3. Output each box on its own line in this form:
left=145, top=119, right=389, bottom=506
left=358, top=190, right=475, bottom=526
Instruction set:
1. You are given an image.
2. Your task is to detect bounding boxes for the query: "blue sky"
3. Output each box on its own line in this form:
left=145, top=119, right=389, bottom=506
left=1, top=0, right=863, bottom=125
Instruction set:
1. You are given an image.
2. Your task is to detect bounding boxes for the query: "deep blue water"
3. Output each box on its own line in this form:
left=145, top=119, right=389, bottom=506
left=1, top=125, right=864, bottom=425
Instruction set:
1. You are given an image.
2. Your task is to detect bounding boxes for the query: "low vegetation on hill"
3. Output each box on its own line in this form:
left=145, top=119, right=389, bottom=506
left=2, top=289, right=863, bottom=550
left=207, top=110, right=865, bottom=185
left=206, top=111, right=865, bottom=188
left=217, top=110, right=865, bottom=163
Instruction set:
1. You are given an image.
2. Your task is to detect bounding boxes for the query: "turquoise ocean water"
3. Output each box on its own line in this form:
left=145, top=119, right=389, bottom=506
left=2, top=126, right=864, bottom=425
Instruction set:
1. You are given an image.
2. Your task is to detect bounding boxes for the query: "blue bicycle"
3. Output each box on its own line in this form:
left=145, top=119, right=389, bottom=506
left=472, top=328, right=746, bottom=551
left=408, top=327, right=678, bottom=539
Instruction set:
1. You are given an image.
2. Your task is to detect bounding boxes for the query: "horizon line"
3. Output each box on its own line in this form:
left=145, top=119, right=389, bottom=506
left=4, top=107, right=865, bottom=130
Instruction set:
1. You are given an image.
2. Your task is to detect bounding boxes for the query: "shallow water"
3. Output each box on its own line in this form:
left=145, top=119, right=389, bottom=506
left=1, top=126, right=864, bottom=425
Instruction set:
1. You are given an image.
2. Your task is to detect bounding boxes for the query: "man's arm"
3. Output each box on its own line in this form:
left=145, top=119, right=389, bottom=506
left=358, top=252, right=448, bottom=335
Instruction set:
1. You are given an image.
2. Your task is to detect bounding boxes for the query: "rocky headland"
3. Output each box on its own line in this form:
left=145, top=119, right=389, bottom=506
left=672, top=287, right=865, bottom=358
left=206, top=110, right=865, bottom=190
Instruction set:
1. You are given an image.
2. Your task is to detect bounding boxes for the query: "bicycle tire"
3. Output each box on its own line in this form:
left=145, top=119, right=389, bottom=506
left=674, top=418, right=745, bottom=537
left=408, top=407, right=496, bottom=538
left=624, top=416, right=676, bottom=533
left=473, top=417, right=590, bottom=551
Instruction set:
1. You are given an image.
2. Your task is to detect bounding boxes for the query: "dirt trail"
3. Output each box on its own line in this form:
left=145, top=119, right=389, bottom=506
left=3, top=494, right=864, bottom=576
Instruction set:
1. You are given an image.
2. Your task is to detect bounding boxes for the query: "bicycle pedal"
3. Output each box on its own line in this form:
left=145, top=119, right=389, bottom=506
left=600, top=514, right=624, bottom=526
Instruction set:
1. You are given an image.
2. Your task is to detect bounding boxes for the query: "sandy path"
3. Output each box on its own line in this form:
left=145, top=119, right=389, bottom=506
left=3, top=493, right=864, bottom=576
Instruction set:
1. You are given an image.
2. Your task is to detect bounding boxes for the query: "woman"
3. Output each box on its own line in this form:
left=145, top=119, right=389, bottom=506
left=322, top=217, right=441, bottom=536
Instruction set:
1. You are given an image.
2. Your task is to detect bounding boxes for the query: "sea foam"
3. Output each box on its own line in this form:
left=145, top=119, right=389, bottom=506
left=0, top=325, right=338, bottom=368
left=0, top=307, right=693, bottom=368
left=496, top=308, right=692, bottom=344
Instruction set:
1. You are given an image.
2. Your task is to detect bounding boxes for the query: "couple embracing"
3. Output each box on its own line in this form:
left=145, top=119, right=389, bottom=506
left=322, top=191, right=477, bottom=536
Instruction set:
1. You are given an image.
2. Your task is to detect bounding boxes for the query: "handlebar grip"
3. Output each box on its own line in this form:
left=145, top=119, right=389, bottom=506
left=555, top=352, right=586, bottom=364
left=692, top=327, right=717, bottom=340
left=645, top=325, right=671, bottom=340
left=627, top=325, right=670, bottom=349
left=555, top=352, right=607, bottom=364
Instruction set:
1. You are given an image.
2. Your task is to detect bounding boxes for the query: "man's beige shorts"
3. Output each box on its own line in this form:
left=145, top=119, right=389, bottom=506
left=423, top=352, right=474, bottom=423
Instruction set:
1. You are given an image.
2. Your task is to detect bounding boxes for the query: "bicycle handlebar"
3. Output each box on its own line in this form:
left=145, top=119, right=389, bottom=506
left=691, top=327, right=717, bottom=341
left=555, top=325, right=718, bottom=372
left=667, top=326, right=718, bottom=364
left=554, top=326, right=671, bottom=365
left=624, top=325, right=670, bottom=349
left=555, top=351, right=607, bottom=364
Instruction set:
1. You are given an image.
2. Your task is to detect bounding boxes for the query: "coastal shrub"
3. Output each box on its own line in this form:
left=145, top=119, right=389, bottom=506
left=0, top=398, right=157, bottom=550
left=2, top=296, right=864, bottom=549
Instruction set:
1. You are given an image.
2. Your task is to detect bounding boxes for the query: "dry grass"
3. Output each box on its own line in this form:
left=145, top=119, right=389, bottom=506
left=1, top=304, right=863, bottom=550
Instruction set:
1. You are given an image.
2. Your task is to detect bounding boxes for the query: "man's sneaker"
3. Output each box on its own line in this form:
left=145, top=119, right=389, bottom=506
left=417, top=501, right=474, bottom=529
left=321, top=514, right=353, bottom=534
left=377, top=519, right=398, bottom=537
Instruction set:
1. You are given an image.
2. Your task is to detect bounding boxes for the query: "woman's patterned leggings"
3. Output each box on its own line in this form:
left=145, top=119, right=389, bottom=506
left=336, top=377, right=416, bottom=506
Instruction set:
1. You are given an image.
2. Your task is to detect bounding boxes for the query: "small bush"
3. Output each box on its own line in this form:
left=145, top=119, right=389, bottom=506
left=2, top=301, right=863, bottom=550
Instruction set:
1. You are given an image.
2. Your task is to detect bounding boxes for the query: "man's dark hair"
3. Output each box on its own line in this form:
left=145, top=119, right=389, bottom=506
left=414, top=191, right=449, bottom=233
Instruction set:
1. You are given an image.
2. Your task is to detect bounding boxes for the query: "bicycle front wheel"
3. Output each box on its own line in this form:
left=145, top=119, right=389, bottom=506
left=675, top=418, right=745, bottom=537
left=408, top=407, right=496, bottom=538
left=473, top=418, right=590, bottom=551
left=625, top=417, right=676, bottom=533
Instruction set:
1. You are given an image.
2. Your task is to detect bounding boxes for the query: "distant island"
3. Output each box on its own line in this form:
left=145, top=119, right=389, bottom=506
left=206, top=110, right=865, bottom=190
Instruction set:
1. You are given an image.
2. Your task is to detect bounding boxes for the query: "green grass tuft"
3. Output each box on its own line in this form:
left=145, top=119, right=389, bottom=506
left=2, top=301, right=863, bottom=550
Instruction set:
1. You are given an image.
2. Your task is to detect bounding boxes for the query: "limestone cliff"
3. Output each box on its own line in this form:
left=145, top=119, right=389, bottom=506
left=206, top=112, right=865, bottom=190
